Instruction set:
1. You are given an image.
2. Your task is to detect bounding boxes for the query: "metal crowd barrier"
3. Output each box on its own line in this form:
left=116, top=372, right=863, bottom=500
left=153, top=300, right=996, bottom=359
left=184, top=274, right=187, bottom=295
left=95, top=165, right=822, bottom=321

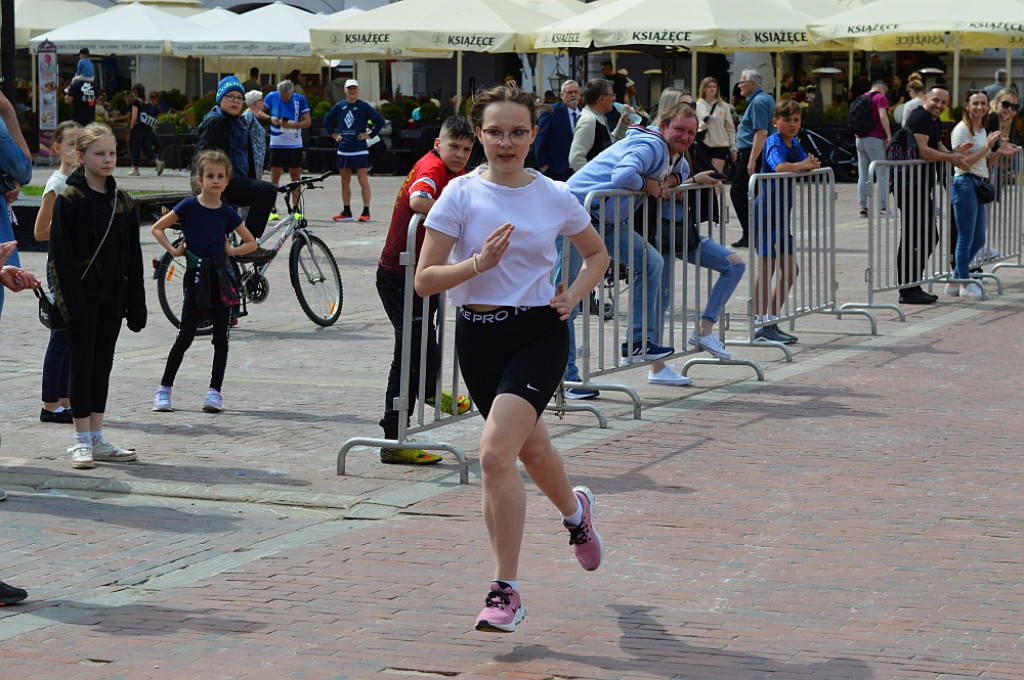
left=735, top=167, right=874, bottom=361
left=558, top=184, right=762, bottom=424
left=984, top=147, right=1024, bottom=280
left=337, top=213, right=472, bottom=483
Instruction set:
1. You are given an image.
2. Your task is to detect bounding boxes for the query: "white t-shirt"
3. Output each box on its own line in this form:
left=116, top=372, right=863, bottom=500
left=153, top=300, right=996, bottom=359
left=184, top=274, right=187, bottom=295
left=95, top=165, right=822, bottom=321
left=950, top=122, right=989, bottom=178
left=426, top=168, right=592, bottom=307
left=44, top=170, right=69, bottom=198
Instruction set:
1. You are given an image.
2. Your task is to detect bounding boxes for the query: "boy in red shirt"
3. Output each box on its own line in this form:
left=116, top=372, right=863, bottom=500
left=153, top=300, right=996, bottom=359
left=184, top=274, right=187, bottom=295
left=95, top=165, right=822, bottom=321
left=376, top=116, right=475, bottom=464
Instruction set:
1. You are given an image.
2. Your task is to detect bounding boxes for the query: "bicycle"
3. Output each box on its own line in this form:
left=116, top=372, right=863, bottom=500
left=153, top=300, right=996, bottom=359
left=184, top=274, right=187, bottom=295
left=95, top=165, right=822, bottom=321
left=153, top=170, right=343, bottom=334
left=799, top=127, right=858, bottom=183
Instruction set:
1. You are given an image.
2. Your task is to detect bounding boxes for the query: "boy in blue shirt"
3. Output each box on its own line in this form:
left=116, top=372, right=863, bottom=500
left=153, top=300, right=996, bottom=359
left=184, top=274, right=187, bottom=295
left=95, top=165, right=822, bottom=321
left=753, top=99, right=820, bottom=344
left=72, top=48, right=95, bottom=84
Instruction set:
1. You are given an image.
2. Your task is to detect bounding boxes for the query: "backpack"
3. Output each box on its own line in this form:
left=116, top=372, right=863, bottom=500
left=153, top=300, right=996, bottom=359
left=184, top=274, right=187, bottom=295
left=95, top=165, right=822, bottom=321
left=848, top=94, right=876, bottom=137
left=885, top=126, right=919, bottom=161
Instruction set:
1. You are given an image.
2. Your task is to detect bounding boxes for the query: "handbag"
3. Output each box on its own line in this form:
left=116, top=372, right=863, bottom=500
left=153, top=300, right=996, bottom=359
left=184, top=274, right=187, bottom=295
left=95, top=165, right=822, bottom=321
left=694, top=102, right=717, bottom=146
left=974, top=177, right=996, bottom=204
left=35, top=197, right=117, bottom=330
left=35, top=288, right=67, bottom=330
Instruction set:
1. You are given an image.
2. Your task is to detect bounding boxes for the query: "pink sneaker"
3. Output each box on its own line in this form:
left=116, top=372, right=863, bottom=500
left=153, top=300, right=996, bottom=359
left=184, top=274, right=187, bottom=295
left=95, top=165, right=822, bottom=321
left=474, top=581, right=524, bottom=633
left=564, top=486, right=604, bottom=571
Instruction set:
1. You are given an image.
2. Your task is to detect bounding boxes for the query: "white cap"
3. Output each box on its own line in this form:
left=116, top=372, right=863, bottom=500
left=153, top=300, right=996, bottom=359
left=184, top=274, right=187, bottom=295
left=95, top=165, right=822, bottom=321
left=344, top=79, right=359, bottom=89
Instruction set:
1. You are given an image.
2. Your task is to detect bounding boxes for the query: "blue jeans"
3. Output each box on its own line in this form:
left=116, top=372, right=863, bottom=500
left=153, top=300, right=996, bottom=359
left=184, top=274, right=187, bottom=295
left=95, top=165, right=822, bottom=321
left=658, top=236, right=746, bottom=337
left=950, top=174, right=987, bottom=279
left=557, top=224, right=664, bottom=380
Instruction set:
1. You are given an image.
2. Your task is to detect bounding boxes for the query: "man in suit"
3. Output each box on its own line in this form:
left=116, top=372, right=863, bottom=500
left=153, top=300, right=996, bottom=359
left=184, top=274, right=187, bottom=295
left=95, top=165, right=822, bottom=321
left=534, top=80, right=581, bottom=182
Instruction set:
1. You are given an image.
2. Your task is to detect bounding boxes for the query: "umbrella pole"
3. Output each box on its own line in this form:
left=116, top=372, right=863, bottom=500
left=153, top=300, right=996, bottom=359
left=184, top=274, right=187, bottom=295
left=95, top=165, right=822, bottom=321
left=537, top=52, right=543, bottom=99
left=457, top=51, right=463, bottom=103
left=1007, top=50, right=1012, bottom=89
left=953, top=38, right=960, bottom=107
left=691, top=49, right=698, bottom=93
left=32, top=56, right=36, bottom=113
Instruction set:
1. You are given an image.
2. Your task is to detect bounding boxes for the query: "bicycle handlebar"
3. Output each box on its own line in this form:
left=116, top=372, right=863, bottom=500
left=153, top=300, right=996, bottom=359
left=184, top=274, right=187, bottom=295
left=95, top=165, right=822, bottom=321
left=277, top=170, right=336, bottom=194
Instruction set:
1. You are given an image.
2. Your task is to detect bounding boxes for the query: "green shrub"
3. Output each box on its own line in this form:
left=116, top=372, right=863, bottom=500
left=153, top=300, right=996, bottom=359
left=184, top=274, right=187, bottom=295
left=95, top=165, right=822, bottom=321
left=380, top=102, right=405, bottom=121
left=822, top=101, right=849, bottom=124
left=400, top=97, right=417, bottom=118
left=418, top=101, right=439, bottom=120
left=312, top=100, right=332, bottom=120
left=157, top=112, right=189, bottom=134
left=161, top=88, right=188, bottom=111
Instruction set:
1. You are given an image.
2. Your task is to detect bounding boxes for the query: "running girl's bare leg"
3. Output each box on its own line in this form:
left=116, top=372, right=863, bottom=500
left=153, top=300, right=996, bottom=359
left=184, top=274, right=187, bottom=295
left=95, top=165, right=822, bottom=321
left=479, top=393, right=574, bottom=581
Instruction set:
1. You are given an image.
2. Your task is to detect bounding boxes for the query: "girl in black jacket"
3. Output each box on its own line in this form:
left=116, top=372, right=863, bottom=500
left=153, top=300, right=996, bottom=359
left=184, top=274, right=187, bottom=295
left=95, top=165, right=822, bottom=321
left=49, top=123, right=147, bottom=470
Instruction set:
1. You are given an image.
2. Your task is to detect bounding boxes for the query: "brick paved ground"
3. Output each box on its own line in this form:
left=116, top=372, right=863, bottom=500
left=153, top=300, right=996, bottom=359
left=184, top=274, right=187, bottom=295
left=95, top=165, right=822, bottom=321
left=1, top=167, right=1022, bottom=680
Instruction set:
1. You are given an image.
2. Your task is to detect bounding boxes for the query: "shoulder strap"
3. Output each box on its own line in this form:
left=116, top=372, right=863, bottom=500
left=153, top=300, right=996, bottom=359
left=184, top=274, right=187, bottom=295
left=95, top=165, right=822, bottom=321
left=80, top=195, right=118, bottom=280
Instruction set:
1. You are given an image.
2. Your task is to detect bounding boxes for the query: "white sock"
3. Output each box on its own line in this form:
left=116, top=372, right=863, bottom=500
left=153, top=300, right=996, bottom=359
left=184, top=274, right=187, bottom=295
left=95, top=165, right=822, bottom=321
left=75, top=432, right=91, bottom=445
left=90, top=431, right=103, bottom=444
left=563, top=500, right=583, bottom=527
left=497, top=579, right=518, bottom=592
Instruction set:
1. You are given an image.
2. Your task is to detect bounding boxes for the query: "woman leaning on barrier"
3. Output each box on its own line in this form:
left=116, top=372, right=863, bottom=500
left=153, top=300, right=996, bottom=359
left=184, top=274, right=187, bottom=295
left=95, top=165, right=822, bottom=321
left=947, top=89, right=1015, bottom=299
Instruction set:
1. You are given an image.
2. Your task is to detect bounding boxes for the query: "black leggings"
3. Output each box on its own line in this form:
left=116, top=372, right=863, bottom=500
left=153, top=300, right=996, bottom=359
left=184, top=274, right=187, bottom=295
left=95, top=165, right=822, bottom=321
left=160, top=268, right=231, bottom=392
left=68, top=302, right=123, bottom=419
left=454, top=305, right=568, bottom=420
left=129, top=125, right=160, bottom=167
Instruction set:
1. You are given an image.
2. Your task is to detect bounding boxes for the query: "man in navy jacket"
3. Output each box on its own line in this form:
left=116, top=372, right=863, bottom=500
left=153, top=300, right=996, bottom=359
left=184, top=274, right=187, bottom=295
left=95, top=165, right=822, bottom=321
left=534, top=80, right=580, bottom=182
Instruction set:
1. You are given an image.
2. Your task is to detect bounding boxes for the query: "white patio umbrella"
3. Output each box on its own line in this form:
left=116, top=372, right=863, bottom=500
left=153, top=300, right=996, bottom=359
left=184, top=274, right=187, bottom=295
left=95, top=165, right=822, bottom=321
left=808, top=0, right=1024, bottom=104
left=309, top=0, right=590, bottom=100
left=28, top=3, right=200, bottom=55
left=13, top=0, right=105, bottom=50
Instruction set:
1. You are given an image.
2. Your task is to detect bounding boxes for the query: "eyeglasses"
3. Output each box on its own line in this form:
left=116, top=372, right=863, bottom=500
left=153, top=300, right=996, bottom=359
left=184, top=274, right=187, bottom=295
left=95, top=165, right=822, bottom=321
left=480, top=128, right=531, bottom=144
left=1001, top=100, right=1019, bottom=111
left=223, top=94, right=245, bottom=102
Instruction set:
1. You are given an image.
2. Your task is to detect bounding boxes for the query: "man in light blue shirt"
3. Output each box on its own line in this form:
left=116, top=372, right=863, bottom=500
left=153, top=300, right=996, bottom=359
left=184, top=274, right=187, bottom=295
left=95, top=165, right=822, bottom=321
left=729, top=68, right=775, bottom=249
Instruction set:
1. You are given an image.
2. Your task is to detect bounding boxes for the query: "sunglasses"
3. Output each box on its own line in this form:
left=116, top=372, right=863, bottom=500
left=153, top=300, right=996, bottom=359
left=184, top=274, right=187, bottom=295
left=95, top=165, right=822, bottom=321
left=1001, top=100, right=1019, bottom=111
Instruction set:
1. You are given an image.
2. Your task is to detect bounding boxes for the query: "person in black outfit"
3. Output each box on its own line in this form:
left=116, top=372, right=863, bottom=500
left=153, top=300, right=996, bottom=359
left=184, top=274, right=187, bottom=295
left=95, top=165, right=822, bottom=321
left=895, top=87, right=969, bottom=304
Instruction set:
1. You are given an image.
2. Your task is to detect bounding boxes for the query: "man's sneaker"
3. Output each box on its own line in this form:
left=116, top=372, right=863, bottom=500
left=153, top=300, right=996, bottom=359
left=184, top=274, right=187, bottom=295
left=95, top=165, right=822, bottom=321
left=773, top=326, right=799, bottom=343
left=960, top=282, right=984, bottom=299
left=475, top=581, right=524, bottom=633
left=203, top=389, right=223, bottom=413
left=944, top=282, right=961, bottom=297
left=380, top=447, right=443, bottom=465
left=92, top=439, right=137, bottom=462
left=688, top=330, right=731, bottom=360
left=564, top=386, right=600, bottom=400
left=858, top=207, right=868, bottom=217
left=755, top=324, right=789, bottom=344
left=565, top=486, right=604, bottom=571
left=127, top=167, right=140, bottom=176
left=155, top=160, right=166, bottom=176
left=0, top=581, right=28, bottom=606
left=620, top=340, right=674, bottom=363
left=648, top=364, right=692, bottom=386
left=425, top=391, right=471, bottom=415
left=69, top=443, right=95, bottom=469
left=333, top=209, right=354, bottom=222
left=358, top=208, right=371, bottom=222
left=153, top=387, right=172, bottom=412
left=879, top=207, right=895, bottom=217
left=235, top=246, right=275, bottom=263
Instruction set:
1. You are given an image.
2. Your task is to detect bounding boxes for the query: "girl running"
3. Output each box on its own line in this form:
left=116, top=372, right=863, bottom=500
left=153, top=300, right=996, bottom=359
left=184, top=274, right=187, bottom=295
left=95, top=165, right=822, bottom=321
left=49, top=123, right=147, bottom=469
left=415, top=85, right=610, bottom=634
left=33, top=121, right=80, bottom=424
left=151, top=149, right=255, bottom=414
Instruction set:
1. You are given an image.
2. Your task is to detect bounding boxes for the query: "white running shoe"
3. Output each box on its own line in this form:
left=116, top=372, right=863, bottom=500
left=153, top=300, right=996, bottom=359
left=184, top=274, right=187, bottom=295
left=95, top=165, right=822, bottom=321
left=648, top=364, right=692, bottom=386
left=944, top=283, right=961, bottom=297
left=959, top=282, right=984, bottom=299
left=69, top=443, right=95, bottom=469
left=688, top=330, right=731, bottom=360
left=91, top=439, right=137, bottom=462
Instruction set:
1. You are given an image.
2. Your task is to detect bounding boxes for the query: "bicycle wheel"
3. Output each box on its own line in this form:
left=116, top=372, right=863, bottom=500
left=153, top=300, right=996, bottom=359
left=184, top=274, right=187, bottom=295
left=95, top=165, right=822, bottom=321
left=289, top=232, right=343, bottom=326
left=154, top=237, right=214, bottom=336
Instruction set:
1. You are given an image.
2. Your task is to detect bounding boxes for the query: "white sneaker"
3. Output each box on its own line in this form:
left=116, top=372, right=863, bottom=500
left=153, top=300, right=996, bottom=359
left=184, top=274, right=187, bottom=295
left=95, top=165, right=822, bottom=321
left=688, top=330, right=731, bottom=360
left=69, top=443, right=95, bottom=469
left=959, top=282, right=984, bottom=299
left=648, top=364, right=692, bottom=386
left=127, top=168, right=140, bottom=176
left=944, top=283, right=961, bottom=297
left=91, top=439, right=137, bottom=462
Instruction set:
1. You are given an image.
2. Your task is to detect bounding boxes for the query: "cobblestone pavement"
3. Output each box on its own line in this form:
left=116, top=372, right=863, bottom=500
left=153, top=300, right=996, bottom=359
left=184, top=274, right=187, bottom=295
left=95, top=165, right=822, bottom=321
left=1, top=167, right=1022, bottom=680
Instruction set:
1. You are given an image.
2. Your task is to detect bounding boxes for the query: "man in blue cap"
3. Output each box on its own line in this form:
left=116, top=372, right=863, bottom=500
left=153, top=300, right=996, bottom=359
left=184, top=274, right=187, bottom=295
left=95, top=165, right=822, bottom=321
left=193, top=76, right=277, bottom=262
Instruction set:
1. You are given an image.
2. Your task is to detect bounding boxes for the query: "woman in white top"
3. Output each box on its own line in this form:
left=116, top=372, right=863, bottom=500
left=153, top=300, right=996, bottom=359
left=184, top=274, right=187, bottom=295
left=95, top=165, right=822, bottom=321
left=415, top=84, right=609, bottom=635
left=900, top=78, right=926, bottom=127
left=948, top=90, right=1013, bottom=298
left=695, top=77, right=736, bottom=174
